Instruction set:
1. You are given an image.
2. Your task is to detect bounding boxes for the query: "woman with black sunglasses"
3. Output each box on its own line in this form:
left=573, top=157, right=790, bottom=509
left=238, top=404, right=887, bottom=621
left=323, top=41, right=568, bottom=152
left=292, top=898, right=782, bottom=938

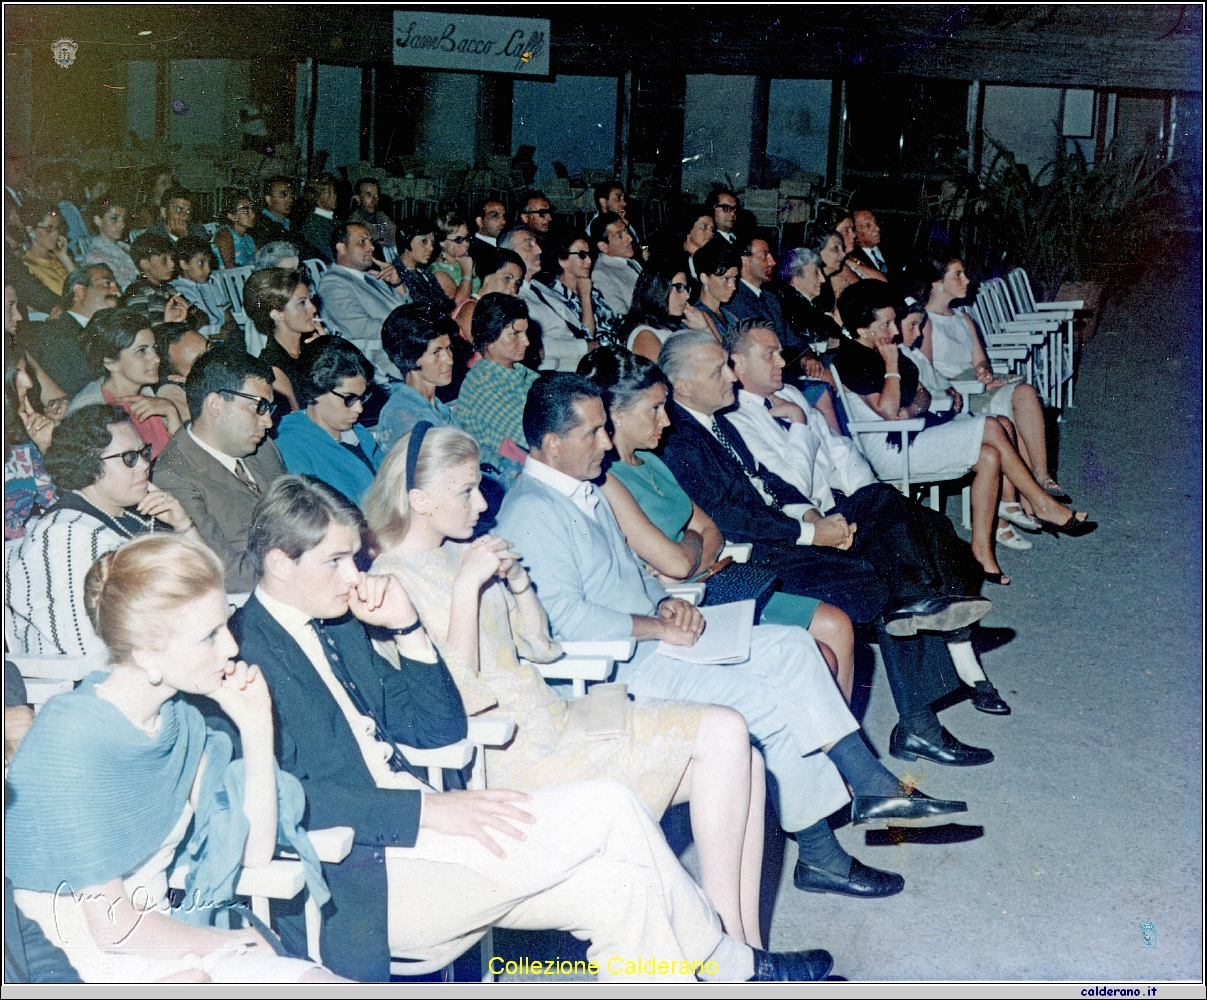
left=431, top=210, right=480, bottom=302
left=4, top=403, right=199, bottom=657
left=274, top=337, right=383, bottom=505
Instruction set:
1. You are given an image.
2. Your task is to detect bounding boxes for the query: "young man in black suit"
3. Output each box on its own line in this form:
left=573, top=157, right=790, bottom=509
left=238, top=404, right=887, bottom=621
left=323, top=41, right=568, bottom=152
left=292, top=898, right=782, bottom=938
left=229, top=474, right=837, bottom=983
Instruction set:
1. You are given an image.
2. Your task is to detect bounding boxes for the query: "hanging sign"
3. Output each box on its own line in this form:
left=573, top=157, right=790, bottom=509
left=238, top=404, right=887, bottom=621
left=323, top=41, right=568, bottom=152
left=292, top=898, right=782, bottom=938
left=393, top=11, right=550, bottom=76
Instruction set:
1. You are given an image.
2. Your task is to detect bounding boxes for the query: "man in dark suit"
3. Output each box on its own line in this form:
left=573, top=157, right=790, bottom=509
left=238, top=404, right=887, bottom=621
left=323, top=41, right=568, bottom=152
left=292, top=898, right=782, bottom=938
left=229, top=474, right=836, bottom=983
left=656, top=330, right=995, bottom=768
left=17, top=264, right=121, bottom=398
left=467, top=198, right=507, bottom=277
left=850, top=209, right=903, bottom=285
left=152, top=347, right=286, bottom=592
left=728, top=235, right=810, bottom=356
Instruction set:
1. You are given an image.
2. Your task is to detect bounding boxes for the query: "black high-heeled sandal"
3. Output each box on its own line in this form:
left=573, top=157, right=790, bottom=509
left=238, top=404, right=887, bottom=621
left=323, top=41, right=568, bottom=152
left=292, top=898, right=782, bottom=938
left=1033, top=512, right=1097, bottom=537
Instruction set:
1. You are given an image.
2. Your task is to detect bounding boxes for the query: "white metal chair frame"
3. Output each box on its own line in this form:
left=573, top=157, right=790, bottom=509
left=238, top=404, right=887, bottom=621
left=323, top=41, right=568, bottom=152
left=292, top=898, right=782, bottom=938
left=831, top=367, right=973, bottom=529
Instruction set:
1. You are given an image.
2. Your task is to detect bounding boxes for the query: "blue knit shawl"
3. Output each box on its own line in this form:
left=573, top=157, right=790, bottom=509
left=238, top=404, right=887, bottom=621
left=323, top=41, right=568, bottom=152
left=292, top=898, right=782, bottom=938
left=5, top=672, right=329, bottom=923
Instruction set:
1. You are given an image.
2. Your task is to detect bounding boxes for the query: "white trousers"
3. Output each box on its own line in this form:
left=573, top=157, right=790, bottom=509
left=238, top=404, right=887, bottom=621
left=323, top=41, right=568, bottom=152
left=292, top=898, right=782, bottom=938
left=622, top=623, right=857, bottom=831
left=386, top=779, right=724, bottom=982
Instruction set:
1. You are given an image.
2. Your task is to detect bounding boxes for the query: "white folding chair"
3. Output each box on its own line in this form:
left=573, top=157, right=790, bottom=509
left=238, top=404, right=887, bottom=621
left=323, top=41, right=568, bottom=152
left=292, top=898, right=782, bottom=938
left=1007, top=268, right=1080, bottom=412
left=831, top=368, right=972, bottom=529
left=212, top=264, right=252, bottom=324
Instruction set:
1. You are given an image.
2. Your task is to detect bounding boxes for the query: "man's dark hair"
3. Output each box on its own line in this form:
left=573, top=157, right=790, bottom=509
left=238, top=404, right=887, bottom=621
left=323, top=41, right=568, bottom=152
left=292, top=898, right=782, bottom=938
left=588, top=213, right=622, bottom=251
left=84, top=307, right=151, bottom=372
left=354, top=176, right=380, bottom=196
left=577, top=345, right=670, bottom=417
left=153, top=321, right=198, bottom=378
left=43, top=403, right=132, bottom=492
left=593, top=181, right=623, bottom=209
left=474, top=198, right=505, bottom=221
left=331, top=220, right=369, bottom=258
left=159, top=185, right=193, bottom=209
left=723, top=316, right=778, bottom=356
left=703, top=187, right=739, bottom=214
left=523, top=372, right=603, bottom=454
left=692, top=238, right=743, bottom=279
left=61, top=264, right=114, bottom=306
left=184, top=344, right=275, bottom=420
left=520, top=191, right=549, bottom=212
left=836, top=276, right=899, bottom=334
left=262, top=175, right=294, bottom=200
left=483, top=247, right=525, bottom=278
left=738, top=233, right=768, bottom=258
left=295, top=337, right=374, bottom=409
left=129, top=231, right=173, bottom=268
left=171, top=235, right=214, bottom=267
left=247, top=474, right=365, bottom=578
left=470, top=292, right=529, bottom=352
left=382, top=303, right=458, bottom=374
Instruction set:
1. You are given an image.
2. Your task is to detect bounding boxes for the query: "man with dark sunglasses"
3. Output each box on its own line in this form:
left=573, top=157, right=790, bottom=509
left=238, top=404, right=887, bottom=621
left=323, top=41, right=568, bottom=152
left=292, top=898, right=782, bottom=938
left=152, top=346, right=287, bottom=592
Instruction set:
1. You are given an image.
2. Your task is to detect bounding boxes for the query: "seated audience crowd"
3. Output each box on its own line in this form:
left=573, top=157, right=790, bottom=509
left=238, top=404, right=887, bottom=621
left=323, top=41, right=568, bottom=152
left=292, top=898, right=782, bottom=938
left=3, top=160, right=1097, bottom=983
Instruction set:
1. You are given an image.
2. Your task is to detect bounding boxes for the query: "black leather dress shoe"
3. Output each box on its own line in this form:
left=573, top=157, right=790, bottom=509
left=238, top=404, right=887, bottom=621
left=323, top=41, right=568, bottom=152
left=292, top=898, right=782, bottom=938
left=794, top=857, right=904, bottom=897
left=749, top=948, right=834, bottom=981
left=851, top=791, right=968, bottom=827
left=883, top=596, right=992, bottom=637
left=971, top=680, right=1012, bottom=715
left=889, top=724, right=994, bottom=766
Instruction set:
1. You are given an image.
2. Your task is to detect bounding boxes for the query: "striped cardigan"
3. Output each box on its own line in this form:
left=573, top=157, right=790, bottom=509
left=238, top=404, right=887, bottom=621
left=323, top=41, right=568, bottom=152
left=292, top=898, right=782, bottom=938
left=4, top=504, right=152, bottom=656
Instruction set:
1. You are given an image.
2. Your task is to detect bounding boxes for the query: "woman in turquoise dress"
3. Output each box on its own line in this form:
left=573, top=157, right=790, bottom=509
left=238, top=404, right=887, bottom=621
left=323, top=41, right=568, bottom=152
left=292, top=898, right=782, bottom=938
left=430, top=210, right=480, bottom=303
left=580, top=346, right=856, bottom=700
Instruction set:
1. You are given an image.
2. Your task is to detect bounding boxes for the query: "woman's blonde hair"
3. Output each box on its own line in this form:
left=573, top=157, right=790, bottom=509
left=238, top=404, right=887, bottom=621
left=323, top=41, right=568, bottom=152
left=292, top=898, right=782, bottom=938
left=83, top=534, right=226, bottom=664
left=363, top=425, right=480, bottom=551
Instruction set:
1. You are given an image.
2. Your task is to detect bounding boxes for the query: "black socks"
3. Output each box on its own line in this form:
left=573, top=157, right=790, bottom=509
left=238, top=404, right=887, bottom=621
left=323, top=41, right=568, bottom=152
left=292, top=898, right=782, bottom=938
left=825, top=732, right=903, bottom=798
left=795, top=819, right=852, bottom=877
left=899, top=706, right=944, bottom=743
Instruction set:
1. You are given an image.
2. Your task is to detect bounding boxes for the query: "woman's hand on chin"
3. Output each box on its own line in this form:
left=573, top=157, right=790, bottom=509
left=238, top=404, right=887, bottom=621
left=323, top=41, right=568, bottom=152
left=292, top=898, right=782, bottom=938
left=210, top=660, right=273, bottom=733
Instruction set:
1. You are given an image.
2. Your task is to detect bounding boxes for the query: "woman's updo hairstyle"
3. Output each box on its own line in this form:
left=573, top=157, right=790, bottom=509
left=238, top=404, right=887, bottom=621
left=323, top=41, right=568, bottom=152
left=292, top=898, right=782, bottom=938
left=83, top=534, right=225, bottom=664
left=362, top=425, right=480, bottom=551
left=577, top=345, right=670, bottom=417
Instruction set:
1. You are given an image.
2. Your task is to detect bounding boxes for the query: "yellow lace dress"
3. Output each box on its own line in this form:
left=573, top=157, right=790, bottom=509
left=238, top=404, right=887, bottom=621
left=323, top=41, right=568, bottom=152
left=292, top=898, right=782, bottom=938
left=373, top=543, right=705, bottom=816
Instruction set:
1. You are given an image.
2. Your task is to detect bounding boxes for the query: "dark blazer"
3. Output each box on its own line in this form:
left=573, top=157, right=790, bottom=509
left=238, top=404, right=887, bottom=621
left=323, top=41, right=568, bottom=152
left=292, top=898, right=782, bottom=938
left=851, top=244, right=904, bottom=285
left=17, top=313, right=93, bottom=399
left=467, top=234, right=500, bottom=277
left=229, top=594, right=467, bottom=982
left=657, top=400, right=888, bottom=623
left=151, top=429, right=287, bottom=592
left=726, top=280, right=809, bottom=352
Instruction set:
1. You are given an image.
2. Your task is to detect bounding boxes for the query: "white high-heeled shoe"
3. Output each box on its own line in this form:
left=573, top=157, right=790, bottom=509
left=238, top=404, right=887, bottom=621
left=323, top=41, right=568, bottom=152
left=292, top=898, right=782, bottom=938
left=996, top=525, right=1033, bottom=550
left=998, top=502, right=1038, bottom=532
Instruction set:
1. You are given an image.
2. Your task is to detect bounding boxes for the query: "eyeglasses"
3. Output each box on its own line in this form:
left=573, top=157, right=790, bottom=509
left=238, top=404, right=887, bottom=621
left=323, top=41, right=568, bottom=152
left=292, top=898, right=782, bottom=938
left=99, top=443, right=152, bottom=467
left=669, top=282, right=690, bottom=293
left=716, top=203, right=739, bottom=212
left=564, top=250, right=591, bottom=260
left=524, top=208, right=552, bottom=217
left=445, top=235, right=469, bottom=244
left=221, top=388, right=276, bottom=415
left=329, top=389, right=373, bottom=408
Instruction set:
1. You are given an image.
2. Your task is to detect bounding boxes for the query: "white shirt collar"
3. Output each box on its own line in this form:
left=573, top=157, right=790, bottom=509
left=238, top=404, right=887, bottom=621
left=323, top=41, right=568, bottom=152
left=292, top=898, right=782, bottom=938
left=254, top=584, right=314, bottom=633
left=188, top=424, right=239, bottom=475
left=678, top=402, right=718, bottom=434
left=313, top=207, right=335, bottom=220
left=740, top=278, right=762, bottom=297
left=738, top=388, right=772, bottom=411
left=475, top=233, right=497, bottom=247
left=524, top=457, right=599, bottom=516
left=67, top=310, right=89, bottom=327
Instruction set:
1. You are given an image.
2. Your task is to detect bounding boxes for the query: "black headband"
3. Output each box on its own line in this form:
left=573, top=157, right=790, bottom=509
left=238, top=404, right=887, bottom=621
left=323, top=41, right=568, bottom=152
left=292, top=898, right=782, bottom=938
left=406, top=421, right=433, bottom=490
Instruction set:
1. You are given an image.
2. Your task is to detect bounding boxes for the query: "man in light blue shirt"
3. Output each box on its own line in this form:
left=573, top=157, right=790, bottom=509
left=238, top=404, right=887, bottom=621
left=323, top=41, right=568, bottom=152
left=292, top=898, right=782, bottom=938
left=497, top=374, right=969, bottom=901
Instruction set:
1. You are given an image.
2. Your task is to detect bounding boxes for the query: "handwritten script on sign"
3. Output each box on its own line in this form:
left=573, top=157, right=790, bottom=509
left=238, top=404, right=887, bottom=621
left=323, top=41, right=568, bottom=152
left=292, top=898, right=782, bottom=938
left=393, top=11, right=550, bottom=76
